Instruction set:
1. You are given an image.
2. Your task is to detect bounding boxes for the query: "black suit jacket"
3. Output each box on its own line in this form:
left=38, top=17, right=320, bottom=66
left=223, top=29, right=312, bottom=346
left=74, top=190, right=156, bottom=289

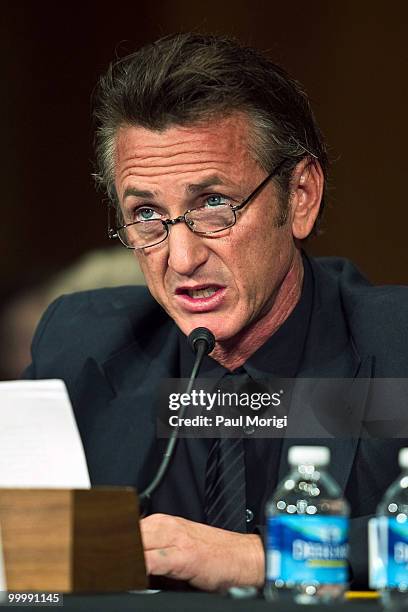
left=24, top=255, right=408, bottom=587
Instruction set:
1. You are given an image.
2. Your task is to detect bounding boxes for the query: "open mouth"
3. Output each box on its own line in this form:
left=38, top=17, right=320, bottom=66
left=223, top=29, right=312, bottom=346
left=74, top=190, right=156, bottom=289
left=175, top=285, right=226, bottom=310
left=184, top=286, right=219, bottom=299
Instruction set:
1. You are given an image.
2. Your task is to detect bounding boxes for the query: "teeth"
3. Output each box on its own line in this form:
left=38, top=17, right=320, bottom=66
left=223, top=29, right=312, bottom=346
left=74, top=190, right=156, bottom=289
left=188, top=287, right=218, bottom=299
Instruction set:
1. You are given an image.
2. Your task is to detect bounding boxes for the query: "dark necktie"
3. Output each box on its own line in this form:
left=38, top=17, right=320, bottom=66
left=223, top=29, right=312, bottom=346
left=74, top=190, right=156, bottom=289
left=204, top=372, right=248, bottom=533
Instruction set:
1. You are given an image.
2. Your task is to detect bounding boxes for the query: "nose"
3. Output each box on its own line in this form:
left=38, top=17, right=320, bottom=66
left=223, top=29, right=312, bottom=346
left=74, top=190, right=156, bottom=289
left=167, top=221, right=209, bottom=276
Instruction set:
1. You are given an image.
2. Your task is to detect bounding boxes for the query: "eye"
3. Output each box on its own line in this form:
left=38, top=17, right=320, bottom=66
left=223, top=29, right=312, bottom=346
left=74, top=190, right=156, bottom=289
left=133, top=207, right=162, bottom=222
left=204, top=194, right=230, bottom=207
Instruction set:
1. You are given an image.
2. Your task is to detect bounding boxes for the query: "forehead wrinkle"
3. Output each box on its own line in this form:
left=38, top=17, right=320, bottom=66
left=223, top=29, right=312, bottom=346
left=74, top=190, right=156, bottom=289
left=120, top=137, right=221, bottom=153
left=118, top=158, right=234, bottom=183
left=119, top=164, right=233, bottom=182
left=115, top=118, right=254, bottom=196
left=120, top=148, right=233, bottom=165
left=120, top=158, right=232, bottom=173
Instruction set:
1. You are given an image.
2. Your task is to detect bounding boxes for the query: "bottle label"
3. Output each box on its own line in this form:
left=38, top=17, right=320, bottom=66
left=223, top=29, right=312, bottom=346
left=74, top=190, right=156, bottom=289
left=369, top=517, right=408, bottom=589
left=266, top=515, right=349, bottom=585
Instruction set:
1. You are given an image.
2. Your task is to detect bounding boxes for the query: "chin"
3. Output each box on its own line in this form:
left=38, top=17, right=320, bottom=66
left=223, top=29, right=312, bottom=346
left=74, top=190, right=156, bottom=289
left=178, top=318, right=241, bottom=345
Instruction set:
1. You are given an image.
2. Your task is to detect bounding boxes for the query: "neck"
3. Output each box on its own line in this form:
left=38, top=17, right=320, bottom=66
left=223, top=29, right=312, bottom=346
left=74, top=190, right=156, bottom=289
left=211, top=252, right=304, bottom=370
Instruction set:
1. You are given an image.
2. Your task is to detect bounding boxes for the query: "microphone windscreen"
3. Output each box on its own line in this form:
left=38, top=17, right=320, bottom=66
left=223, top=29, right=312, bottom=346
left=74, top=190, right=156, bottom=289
left=188, top=327, right=216, bottom=355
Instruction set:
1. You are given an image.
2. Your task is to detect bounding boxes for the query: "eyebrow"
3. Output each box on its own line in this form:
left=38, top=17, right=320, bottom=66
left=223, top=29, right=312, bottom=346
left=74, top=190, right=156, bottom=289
left=123, top=187, right=155, bottom=200
left=122, top=175, right=228, bottom=202
left=186, top=175, right=227, bottom=194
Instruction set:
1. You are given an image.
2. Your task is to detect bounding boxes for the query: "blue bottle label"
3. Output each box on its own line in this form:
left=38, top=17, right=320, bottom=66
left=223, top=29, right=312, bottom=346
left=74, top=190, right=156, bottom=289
left=266, top=515, right=349, bottom=585
left=369, top=517, right=408, bottom=589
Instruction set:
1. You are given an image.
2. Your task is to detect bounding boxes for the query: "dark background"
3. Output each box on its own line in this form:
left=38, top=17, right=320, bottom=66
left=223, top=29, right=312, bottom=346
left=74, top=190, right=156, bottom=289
left=2, top=1, right=407, bottom=309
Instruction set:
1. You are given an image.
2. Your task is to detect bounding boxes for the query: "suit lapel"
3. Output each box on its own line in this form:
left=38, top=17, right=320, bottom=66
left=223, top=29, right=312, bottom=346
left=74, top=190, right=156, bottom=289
left=277, top=256, right=375, bottom=492
left=278, top=353, right=374, bottom=491
left=71, top=319, right=179, bottom=492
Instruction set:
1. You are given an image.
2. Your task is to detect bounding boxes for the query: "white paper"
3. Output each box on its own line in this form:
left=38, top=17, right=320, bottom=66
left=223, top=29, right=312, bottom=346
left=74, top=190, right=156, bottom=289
left=0, top=379, right=90, bottom=488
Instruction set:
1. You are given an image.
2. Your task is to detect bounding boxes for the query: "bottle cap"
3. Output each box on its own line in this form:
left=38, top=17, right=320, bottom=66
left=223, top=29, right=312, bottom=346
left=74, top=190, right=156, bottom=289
left=399, top=448, right=408, bottom=469
left=288, top=445, right=330, bottom=467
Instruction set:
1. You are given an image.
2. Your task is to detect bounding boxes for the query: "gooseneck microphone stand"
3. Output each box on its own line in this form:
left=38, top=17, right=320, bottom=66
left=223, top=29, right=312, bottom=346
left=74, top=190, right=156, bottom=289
left=139, top=327, right=215, bottom=515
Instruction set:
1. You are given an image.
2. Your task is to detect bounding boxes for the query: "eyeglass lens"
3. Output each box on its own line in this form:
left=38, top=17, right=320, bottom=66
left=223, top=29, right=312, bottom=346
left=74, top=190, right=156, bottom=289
left=119, top=204, right=236, bottom=248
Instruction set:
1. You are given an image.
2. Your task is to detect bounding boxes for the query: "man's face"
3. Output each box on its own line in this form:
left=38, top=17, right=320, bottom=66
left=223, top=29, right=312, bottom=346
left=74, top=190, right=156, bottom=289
left=114, top=114, right=299, bottom=342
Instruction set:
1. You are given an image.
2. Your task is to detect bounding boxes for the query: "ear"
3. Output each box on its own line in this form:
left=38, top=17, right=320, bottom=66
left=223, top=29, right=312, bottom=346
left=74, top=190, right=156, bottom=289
left=289, top=158, right=324, bottom=240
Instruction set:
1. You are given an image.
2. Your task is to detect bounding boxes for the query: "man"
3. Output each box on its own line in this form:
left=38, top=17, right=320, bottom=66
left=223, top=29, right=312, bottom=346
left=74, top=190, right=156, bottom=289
left=25, top=33, right=408, bottom=591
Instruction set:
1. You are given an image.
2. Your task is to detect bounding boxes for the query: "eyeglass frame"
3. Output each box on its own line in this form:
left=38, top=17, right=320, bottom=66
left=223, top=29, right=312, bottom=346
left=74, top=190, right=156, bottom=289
left=107, top=157, right=289, bottom=250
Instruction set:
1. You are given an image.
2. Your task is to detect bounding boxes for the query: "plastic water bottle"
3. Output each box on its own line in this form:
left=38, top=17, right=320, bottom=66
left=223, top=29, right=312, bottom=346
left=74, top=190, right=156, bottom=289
left=264, top=445, right=349, bottom=604
left=369, top=448, right=408, bottom=610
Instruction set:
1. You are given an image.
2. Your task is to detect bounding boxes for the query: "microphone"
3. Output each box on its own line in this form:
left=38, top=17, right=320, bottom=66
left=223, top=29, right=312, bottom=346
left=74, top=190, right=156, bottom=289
left=188, top=327, right=215, bottom=380
left=188, top=326, right=216, bottom=354
left=139, top=327, right=215, bottom=513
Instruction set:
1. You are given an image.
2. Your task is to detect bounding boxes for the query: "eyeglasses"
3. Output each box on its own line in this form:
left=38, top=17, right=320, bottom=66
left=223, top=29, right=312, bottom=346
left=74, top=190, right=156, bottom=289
left=108, top=158, right=287, bottom=250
